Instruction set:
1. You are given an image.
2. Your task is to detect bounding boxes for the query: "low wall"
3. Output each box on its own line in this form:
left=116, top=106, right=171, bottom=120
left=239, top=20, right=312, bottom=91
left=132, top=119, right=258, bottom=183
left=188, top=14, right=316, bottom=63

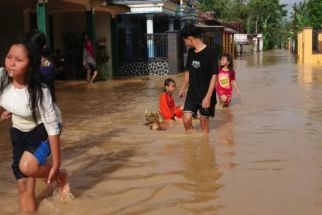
left=298, top=27, right=322, bottom=64
left=119, top=60, right=169, bottom=76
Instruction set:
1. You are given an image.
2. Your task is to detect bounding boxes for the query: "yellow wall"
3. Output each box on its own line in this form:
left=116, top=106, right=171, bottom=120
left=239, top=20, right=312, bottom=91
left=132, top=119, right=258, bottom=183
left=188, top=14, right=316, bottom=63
left=297, top=32, right=303, bottom=63
left=297, top=27, right=322, bottom=64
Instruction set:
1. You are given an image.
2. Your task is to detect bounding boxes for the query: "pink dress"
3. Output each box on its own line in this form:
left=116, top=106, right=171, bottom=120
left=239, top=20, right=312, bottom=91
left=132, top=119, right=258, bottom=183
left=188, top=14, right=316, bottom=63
left=216, top=69, right=236, bottom=105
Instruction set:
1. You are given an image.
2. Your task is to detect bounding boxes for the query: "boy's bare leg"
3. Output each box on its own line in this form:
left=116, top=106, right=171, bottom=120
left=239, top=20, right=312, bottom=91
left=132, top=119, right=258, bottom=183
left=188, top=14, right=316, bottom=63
left=200, top=117, right=209, bottom=135
left=183, top=112, right=193, bottom=133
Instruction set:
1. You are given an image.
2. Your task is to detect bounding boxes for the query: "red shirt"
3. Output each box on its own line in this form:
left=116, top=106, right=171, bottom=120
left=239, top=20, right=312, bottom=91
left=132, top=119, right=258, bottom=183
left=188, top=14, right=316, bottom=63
left=160, top=92, right=176, bottom=120
left=216, top=69, right=236, bottom=92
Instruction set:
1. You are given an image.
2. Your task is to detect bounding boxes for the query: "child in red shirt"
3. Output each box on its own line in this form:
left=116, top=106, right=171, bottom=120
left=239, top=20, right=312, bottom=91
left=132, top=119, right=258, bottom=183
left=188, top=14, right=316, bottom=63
left=216, top=54, right=241, bottom=107
left=160, top=78, right=183, bottom=120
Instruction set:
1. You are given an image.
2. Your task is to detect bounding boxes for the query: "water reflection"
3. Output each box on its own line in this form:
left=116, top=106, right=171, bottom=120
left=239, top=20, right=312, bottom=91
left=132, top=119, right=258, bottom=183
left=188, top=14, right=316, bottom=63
left=297, top=64, right=322, bottom=89
left=182, top=136, right=222, bottom=214
left=216, top=110, right=235, bottom=147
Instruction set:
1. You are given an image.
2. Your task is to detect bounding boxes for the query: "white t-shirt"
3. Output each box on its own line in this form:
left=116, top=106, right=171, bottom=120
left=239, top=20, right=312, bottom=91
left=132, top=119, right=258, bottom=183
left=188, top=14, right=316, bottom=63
left=0, top=68, right=62, bottom=135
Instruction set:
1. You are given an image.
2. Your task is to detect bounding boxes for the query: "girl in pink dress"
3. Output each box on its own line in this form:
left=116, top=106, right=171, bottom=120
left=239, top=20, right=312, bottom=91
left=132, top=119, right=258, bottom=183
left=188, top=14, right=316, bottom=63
left=216, top=54, right=241, bottom=107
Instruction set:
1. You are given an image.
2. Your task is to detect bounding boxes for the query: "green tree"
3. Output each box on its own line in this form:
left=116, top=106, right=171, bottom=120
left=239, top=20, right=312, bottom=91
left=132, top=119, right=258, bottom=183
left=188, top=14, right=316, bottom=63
left=290, top=1, right=309, bottom=35
left=244, top=0, right=287, bottom=49
left=291, top=0, right=322, bottom=33
left=197, top=0, right=287, bottom=49
left=306, top=0, right=322, bottom=29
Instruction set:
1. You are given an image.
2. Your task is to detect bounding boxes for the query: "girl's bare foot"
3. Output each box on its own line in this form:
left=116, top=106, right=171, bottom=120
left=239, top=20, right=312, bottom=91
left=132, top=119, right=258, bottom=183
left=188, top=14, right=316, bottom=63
left=57, top=170, right=75, bottom=202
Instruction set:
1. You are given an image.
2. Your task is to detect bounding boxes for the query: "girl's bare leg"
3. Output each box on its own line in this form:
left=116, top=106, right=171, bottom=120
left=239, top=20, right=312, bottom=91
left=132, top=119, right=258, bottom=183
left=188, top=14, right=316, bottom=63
left=90, top=71, right=98, bottom=84
left=86, top=69, right=91, bottom=83
left=19, top=151, right=71, bottom=199
left=220, top=95, right=228, bottom=103
left=17, top=177, right=36, bottom=212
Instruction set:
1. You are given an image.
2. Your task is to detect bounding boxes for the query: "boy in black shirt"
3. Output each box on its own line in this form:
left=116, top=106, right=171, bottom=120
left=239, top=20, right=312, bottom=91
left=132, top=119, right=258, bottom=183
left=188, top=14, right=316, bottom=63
left=179, top=24, right=218, bottom=134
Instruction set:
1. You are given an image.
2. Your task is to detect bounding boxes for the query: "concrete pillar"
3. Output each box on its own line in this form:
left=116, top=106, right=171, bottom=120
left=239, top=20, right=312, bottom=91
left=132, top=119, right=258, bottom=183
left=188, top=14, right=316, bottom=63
left=229, top=33, right=233, bottom=55
left=168, top=17, right=174, bottom=31
left=23, top=9, right=32, bottom=33
left=167, top=31, right=180, bottom=74
left=303, top=28, right=313, bottom=64
left=86, top=10, right=96, bottom=43
left=224, top=33, right=228, bottom=54
left=146, top=15, right=154, bottom=58
left=297, top=31, right=303, bottom=63
left=37, top=2, right=50, bottom=42
left=222, top=32, right=225, bottom=54
left=258, top=34, right=263, bottom=52
left=318, top=33, right=322, bottom=52
left=111, top=17, right=119, bottom=76
left=232, top=34, right=236, bottom=56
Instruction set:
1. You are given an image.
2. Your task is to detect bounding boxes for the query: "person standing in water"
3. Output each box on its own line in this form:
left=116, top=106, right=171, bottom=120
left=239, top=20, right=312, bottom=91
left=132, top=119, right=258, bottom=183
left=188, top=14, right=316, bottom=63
left=83, top=34, right=98, bottom=84
left=0, top=39, right=72, bottom=212
left=216, top=53, right=241, bottom=107
left=179, top=24, right=218, bottom=134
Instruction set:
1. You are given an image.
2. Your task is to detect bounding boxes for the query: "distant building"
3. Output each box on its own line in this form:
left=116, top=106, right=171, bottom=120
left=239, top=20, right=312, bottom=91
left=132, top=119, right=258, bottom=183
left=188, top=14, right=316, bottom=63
left=0, top=0, right=129, bottom=79
left=111, top=0, right=197, bottom=75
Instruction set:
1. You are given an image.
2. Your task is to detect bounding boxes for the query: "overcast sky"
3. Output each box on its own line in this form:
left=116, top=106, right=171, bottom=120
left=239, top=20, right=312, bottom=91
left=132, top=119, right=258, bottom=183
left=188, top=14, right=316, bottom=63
left=281, top=0, right=302, bottom=17
left=282, top=0, right=301, bottom=10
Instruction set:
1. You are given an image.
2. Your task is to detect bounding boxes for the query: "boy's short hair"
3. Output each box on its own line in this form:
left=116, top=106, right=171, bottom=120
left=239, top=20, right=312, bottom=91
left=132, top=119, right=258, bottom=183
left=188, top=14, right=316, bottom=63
left=180, top=23, right=202, bottom=39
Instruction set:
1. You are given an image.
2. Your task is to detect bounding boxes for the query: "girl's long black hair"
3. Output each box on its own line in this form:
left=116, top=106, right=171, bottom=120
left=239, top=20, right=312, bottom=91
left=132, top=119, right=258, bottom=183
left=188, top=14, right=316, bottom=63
left=0, top=40, right=44, bottom=123
left=221, top=53, right=234, bottom=71
left=24, top=30, right=56, bottom=103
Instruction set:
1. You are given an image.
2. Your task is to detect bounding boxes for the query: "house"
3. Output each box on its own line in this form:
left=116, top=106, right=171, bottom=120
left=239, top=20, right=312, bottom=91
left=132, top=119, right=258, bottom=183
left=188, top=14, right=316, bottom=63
left=196, top=12, right=239, bottom=57
left=0, top=0, right=129, bottom=80
left=111, top=0, right=196, bottom=76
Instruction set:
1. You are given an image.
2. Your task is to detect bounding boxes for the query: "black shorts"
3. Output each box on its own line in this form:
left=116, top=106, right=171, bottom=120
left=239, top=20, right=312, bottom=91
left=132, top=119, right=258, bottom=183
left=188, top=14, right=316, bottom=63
left=10, top=124, right=50, bottom=180
left=85, top=63, right=97, bottom=74
left=183, top=96, right=215, bottom=118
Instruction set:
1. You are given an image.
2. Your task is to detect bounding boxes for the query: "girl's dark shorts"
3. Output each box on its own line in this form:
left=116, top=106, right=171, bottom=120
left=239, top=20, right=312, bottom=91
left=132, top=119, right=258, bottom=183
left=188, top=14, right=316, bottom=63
left=85, top=63, right=97, bottom=74
left=10, top=123, right=52, bottom=180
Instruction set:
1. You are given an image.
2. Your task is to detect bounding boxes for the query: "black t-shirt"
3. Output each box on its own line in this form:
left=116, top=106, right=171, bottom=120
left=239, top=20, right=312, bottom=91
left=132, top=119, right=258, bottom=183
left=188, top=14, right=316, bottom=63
left=185, top=46, right=218, bottom=103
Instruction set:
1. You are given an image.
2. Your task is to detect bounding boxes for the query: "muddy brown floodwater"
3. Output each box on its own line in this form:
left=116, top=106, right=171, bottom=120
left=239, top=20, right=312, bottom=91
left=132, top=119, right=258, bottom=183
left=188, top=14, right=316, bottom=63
left=1, top=50, right=322, bottom=215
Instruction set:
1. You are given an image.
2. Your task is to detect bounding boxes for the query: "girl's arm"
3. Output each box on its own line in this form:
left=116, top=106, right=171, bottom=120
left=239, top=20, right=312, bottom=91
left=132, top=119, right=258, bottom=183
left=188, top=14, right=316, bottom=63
left=232, top=80, right=241, bottom=95
left=47, top=135, right=61, bottom=183
left=1, top=110, right=11, bottom=121
left=39, top=88, right=62, bottom=183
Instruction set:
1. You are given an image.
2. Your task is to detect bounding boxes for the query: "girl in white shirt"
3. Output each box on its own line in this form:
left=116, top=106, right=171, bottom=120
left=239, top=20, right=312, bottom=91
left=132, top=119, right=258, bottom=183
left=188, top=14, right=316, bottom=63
left=0, top=40, right=72, bottom=212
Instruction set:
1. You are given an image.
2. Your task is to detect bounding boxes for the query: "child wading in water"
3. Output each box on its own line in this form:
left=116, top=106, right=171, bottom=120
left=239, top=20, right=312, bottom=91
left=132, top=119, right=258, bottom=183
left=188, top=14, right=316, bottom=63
left=160, top=78, right=183, bottom=120
left=0, top=40, right=72, bottom=212
left=179, top=24, right=218, bottom=134
left=216, top=54, right=241, bottom=107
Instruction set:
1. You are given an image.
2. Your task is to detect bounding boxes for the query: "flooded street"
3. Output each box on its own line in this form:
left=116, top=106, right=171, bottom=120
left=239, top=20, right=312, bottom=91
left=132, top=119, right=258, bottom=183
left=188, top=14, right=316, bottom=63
left=1, top=49, right=322, bottom=214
